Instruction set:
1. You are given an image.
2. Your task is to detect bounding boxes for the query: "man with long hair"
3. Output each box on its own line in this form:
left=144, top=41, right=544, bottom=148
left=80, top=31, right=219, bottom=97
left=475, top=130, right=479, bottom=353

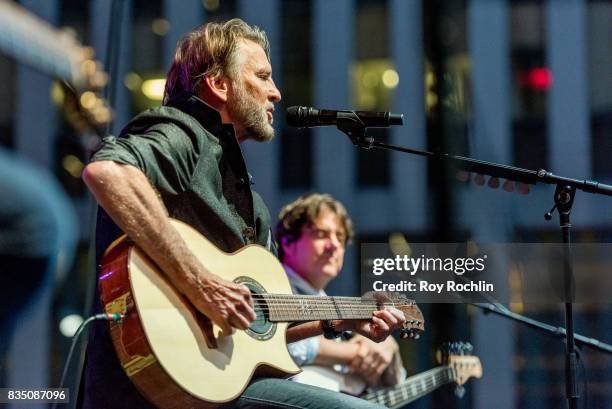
left=81, top=19, right=402, bottom=408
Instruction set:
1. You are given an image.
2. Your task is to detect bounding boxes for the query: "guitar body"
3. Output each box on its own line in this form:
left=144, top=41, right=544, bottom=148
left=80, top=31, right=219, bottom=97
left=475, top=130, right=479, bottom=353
left=99, top=219, right=300, bottom=408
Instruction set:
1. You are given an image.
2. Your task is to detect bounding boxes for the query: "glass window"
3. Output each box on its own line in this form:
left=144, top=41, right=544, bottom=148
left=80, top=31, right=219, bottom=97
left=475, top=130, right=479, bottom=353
left=354, top=0, right=390, bottom=187
left=510, top=1, right=549, bottom=170
left=280, top=0, right=312, bottom=189
left=587, top=0, right=612, bottom=179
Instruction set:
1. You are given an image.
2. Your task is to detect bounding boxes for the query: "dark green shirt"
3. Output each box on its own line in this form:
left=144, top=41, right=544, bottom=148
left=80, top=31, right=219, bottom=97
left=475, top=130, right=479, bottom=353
left=92, top=92, right=273, bottom=255
left=82, top=93, right=274, bottom=409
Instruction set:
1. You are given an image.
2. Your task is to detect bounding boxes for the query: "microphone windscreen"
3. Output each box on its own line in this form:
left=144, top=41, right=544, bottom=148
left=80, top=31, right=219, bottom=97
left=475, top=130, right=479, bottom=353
left=286, top=106, right=302, bottom=127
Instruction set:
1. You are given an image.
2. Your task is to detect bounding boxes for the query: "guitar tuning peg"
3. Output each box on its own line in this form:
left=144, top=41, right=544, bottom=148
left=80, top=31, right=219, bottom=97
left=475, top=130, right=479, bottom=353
left=503, top=179, right=515, bottom=192
left=487, top=177, right=500, bottom=189
left=400, top=329, right=421, bottom=340
left=473, top=174, right=485, bottom=186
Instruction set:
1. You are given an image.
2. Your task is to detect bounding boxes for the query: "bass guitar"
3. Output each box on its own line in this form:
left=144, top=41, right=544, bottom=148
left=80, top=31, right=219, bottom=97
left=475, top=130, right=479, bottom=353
left=294, top=342, right=482, bottom=408
left=363, top=342, right=482, bottom=408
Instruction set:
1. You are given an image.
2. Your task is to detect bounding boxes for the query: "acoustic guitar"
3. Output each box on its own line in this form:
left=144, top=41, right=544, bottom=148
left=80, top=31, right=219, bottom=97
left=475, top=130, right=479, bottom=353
left=99, top=218, right=425, bottom=408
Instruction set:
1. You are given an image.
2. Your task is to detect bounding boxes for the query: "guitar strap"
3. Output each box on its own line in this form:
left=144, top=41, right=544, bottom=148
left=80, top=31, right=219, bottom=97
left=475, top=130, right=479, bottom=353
left=266, top=228, right=277, bottom=255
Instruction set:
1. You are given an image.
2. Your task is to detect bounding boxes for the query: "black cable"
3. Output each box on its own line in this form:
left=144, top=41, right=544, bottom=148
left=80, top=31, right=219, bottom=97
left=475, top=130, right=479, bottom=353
left=51, top=313, right=123, bottom=409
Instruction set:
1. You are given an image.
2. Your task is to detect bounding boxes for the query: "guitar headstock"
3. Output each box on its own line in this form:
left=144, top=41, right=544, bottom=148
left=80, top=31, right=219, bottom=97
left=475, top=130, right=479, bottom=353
left=360, top=292, right=425, bottom=339
left=437, top=342, right=483, bottom=385
left=0, top=1, right=112, bottom=137
left=385, top=293, right=425, bottom=339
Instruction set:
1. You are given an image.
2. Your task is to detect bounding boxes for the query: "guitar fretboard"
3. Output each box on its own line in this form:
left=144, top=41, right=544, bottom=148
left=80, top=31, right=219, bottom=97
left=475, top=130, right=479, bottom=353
left=363, top=366, right=454, bottom=408
left=261, top=294, right=389, bottom=322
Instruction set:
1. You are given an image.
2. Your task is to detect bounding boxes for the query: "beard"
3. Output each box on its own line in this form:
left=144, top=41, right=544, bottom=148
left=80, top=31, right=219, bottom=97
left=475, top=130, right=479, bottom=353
left=227, top=80, right=275, bottom=142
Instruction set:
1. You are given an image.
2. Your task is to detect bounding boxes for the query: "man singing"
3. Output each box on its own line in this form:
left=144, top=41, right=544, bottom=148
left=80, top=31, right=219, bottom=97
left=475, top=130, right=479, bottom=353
left=81, top=19, right=403, bottom=408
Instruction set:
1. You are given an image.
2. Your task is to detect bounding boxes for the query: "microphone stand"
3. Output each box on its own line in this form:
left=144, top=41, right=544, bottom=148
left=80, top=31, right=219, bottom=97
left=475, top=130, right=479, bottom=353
left=402, top=271, right=612, bottom=354
left=337, top=117, right=612, bottom=196
left=333, top=118, right=612, bottom=409
left=469, top=303, right=612, bottom=354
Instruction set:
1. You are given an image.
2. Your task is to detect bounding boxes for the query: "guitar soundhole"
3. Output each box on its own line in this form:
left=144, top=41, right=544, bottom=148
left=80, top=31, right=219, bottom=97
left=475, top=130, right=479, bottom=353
left=234, top=276, right=276, bottom=341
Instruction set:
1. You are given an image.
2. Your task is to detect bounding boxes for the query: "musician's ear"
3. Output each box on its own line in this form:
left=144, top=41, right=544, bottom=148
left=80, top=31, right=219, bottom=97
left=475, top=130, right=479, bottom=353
left=201, top=74, right=229, bottom=103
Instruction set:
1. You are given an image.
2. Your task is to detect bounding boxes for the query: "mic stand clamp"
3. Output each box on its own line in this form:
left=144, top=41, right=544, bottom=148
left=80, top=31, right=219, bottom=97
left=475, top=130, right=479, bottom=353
left=336, top=113, right=374, bottom=149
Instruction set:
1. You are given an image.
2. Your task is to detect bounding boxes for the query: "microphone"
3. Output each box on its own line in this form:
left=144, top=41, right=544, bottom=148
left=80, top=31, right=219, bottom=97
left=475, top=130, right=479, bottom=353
left=286, top=106, right=403, bottom=128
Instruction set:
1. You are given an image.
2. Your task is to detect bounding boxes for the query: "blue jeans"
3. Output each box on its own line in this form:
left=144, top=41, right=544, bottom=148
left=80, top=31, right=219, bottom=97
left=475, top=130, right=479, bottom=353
left=230, top=378, right=384, bottom=409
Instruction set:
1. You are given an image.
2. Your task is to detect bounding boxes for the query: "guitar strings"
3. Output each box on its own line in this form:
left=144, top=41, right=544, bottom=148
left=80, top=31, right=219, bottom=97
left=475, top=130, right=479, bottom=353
left=249, top=294, right=411, bottom=302
left=247, top=302, right=407, bottom=313
left=248, top=295, right=410, bottom=308
left=246, top=298, right=420, bottom=321
left=247, top=300, right=415, bottom=313
left=365, top=367, right=453, bottom=404
left=248, top=295, right=414, bottom=309
left=201, top=294, right=420, bottom=321
left=384, top=368, right=450, bottom=401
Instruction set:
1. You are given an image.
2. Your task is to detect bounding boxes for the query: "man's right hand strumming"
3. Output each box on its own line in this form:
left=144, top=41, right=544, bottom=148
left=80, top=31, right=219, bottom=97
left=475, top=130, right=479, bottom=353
left=181, top=272, right=256, bottom=335
left=83, top=161, right=255, bottom=336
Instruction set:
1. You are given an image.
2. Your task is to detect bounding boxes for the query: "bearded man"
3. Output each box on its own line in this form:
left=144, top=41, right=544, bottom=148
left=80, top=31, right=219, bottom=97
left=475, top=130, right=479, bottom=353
left=80, top=19, right=403, bottom=409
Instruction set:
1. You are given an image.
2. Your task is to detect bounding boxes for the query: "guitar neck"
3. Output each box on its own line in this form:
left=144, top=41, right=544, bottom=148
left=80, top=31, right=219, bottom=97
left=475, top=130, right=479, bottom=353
left=262, top=294, right=382, bottom=322
left=363, top=366, right=455, bottom=408
left=0, top=1, right=84, bottom=84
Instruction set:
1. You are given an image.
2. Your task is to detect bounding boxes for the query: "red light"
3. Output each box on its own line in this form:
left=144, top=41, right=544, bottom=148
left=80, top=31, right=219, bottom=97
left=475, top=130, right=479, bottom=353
left=521, top=67, right=553, bottom=91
